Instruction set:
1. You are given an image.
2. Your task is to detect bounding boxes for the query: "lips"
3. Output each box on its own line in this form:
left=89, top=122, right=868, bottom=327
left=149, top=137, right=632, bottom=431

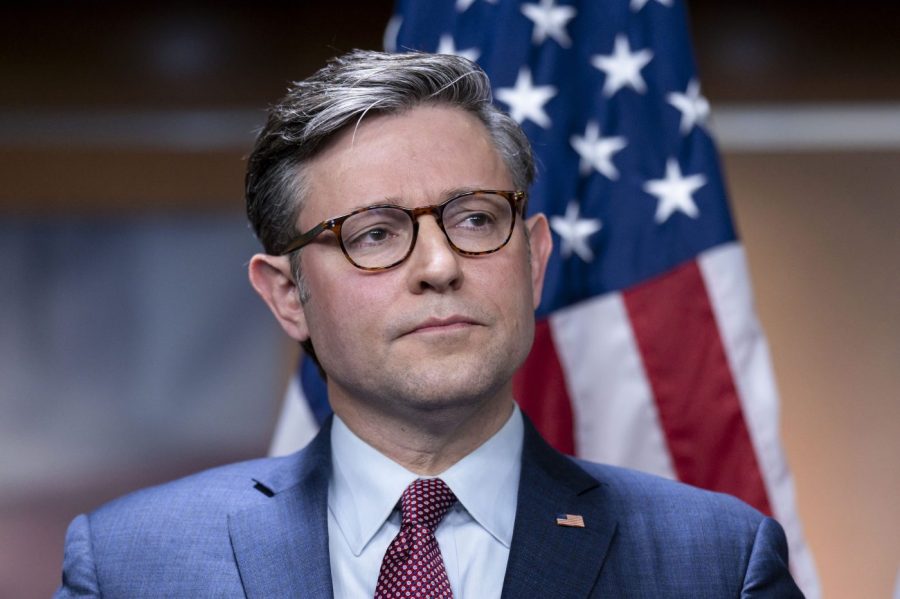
left=399, top=315, right=483, bottom=337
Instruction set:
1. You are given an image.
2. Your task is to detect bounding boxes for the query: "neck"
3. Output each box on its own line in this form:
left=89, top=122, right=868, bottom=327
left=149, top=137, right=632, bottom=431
left=330, top=389, right=515, bottom=476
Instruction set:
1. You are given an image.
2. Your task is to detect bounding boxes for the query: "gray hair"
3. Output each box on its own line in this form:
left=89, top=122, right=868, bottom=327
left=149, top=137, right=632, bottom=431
left=245, top=50, right=535, bottom=259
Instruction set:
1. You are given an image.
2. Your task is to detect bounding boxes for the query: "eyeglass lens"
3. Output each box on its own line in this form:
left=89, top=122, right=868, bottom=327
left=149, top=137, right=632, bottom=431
left=341, top=192, right=514, bottom=269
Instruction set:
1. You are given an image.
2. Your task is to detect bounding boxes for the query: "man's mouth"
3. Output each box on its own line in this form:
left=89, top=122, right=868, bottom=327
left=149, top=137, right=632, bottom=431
left=403, top=315, right=481, bottom=336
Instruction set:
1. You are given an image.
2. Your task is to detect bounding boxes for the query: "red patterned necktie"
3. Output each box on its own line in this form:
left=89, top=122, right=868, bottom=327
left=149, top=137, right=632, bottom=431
left=374, top=478, right=457, bottom=599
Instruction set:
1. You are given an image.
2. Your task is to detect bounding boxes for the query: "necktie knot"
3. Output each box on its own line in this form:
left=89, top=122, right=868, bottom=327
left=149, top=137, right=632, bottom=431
left=400, top=478, right=457, bottom=531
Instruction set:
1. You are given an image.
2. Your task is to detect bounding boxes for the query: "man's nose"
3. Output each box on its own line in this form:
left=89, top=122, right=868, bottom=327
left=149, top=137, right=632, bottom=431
left=405, top=216, right=463, bottom=293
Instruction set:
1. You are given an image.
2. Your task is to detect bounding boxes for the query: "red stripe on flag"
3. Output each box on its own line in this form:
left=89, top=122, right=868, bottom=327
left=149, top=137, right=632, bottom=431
left=514, top=318, right=575, bottom=455
left=623, top=260, right=773, bottom=515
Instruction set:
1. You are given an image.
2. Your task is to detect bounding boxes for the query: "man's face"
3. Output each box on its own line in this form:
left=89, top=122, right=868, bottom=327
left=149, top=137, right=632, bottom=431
left=286, top=105, right=550, bottom=419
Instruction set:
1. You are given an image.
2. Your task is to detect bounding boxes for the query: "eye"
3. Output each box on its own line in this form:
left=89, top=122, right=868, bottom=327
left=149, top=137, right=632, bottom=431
left=342, top=206, right=411, bottom=252
left=363, top=228, right=389, bottom=242
left=345, top=226, right=397, bottom=248
left=457, top=211, right=495, bottom=229
left=443, top=193, right=509, bottom=232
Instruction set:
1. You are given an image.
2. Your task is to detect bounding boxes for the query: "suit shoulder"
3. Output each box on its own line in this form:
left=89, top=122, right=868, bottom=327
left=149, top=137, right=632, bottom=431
left=56, top=432, right=332, bottom=597
left=88, top=453, right=295, bottom=529
left=572, top=458, right=764, bottom=528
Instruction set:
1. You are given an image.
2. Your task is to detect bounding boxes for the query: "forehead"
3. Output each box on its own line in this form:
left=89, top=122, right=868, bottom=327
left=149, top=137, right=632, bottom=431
left=300, top=105, right=513, bottom=224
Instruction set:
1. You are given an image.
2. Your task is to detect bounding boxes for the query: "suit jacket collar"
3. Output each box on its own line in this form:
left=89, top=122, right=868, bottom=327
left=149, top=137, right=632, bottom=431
left=227, top=414, right=616, bottom=599
left=228, top=417, right=335, bottom=599
left=501, top=417, right=618, bottom=599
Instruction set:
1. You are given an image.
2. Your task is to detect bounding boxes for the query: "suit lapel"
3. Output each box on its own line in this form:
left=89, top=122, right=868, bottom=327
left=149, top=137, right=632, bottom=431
left=501, top=418, right=617, bottom=599
left=229, top=419, right=334, bottom=599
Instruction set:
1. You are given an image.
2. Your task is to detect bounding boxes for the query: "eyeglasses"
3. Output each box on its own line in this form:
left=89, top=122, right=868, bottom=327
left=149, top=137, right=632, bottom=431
left=280, top=190, right=527, bottom=271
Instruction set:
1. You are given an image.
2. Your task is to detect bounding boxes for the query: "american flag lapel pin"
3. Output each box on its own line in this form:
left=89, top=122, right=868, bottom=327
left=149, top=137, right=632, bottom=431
left=556, top=513, right=585, bottom=528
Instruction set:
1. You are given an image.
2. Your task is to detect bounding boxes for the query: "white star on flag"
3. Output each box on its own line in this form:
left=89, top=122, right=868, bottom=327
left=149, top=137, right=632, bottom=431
left=570, top=121, right=628, bottom=179
left=456, top=0, right=497, bottom=12
left=591, top=34, right=654, bottom=96
left=667, top=79, right=710, bottom=134
left=521, top=0, right=577, bottom=48
left=436, top=34, right=480, bottom=62
left=495, top=67, right=558, bottom=129
left=630, top=0, right=673, bottom=11
left=643, top=158, right=707, bottom=223
left=550, top=200, right=602, bottom=262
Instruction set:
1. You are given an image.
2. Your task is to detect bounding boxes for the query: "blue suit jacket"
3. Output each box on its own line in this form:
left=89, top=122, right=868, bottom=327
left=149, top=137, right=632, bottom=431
left=56, top=418, right=803, bottom=597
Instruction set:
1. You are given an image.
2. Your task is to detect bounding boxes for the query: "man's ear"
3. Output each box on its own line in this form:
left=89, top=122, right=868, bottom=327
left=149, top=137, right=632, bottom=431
left=524, top=213, right=553, bottom=309
left=248, top=253, right=310, bottom=342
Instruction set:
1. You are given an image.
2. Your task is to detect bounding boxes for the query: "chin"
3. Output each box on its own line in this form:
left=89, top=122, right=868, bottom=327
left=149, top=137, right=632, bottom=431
left=390, top=356, right=515, bottom=410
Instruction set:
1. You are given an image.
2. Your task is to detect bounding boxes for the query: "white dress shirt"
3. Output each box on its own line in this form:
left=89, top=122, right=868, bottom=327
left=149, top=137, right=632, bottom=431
left=327, top=405, right=524, bottom=599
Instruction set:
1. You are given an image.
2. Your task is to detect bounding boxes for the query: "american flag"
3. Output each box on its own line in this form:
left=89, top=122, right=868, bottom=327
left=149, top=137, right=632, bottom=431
left=269, top=0, right=818, bottom=594
left=555, top=513, right=586, bottom=528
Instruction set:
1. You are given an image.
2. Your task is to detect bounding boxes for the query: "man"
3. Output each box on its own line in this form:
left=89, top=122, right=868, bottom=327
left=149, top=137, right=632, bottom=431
left=56, top=51, right=802, bottom=598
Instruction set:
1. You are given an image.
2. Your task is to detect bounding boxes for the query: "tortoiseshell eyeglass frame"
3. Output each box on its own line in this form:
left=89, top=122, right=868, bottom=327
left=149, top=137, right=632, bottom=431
left=278, top=190, right=528, bottom=271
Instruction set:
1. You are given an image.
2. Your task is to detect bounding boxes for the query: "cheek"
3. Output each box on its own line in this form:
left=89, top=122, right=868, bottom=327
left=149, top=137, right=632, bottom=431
left=304, top=272, right=392, bottom=351
left=474, top=254, right=535, bottom=319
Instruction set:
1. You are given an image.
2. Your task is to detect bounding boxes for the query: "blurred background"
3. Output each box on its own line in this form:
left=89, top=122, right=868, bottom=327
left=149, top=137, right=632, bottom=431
left=1, top=1, right=898, bottom=597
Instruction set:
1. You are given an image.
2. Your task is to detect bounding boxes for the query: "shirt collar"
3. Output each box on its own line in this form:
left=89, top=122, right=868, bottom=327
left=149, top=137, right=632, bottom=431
left=328, top=405, right=523, bottom=556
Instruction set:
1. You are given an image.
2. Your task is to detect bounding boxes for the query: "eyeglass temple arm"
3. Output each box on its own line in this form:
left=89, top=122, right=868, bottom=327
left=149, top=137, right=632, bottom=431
left=280, top=221, right=331, bottom=256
